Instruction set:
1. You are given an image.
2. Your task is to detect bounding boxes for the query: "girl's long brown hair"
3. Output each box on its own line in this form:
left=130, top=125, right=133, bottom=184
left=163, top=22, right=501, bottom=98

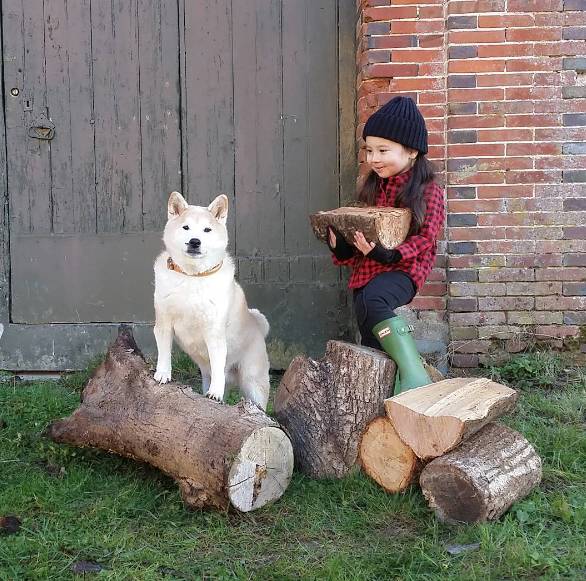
left=357, top=154, right=436, bottom=236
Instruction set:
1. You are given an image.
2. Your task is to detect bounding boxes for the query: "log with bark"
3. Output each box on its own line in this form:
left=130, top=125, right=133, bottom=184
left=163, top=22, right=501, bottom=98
left=46, top=326, right=293, bottom=512
left=358, top=416, right=421, bottom=493
left=309, top=206, right=411, bottom=249
left=274, top=341, right=396, bottom=478
left=385, top=377, right=518, bottom=460
left=419, top=423, right=542, bottom=523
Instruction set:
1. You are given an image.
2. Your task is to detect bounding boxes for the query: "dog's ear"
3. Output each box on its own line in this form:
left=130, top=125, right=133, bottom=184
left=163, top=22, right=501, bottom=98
left=168, top=191, right=189, bottom=219
left=208, top=194, right=229, bottom=225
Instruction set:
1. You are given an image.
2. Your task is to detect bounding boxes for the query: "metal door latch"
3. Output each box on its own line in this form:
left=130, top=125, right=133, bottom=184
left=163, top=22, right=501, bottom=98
left=28, top=112, right=55, bottom=140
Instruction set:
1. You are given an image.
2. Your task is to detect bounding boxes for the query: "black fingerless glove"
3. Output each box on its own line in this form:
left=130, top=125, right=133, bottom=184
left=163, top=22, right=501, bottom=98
left=367, top=244, right=402, bottom=265
left=327, top=227, right=355, bottom=261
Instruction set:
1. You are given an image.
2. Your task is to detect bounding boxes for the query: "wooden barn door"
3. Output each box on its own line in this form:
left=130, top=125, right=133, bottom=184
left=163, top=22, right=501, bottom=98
left=0, top=0, right=355, bottom=370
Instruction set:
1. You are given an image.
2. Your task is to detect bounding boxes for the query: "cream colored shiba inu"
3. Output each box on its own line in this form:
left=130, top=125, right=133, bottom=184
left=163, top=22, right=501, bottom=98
left=153, top=192, right=270, bottom=410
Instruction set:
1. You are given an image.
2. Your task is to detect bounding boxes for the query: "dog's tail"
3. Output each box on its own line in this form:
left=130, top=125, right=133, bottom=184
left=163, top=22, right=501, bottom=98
left=249, top=308, right=270, bottom=338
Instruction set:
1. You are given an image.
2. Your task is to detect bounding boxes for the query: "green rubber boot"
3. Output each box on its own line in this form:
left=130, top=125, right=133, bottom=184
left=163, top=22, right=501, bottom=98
left=372, top=316, right=431, bottom=395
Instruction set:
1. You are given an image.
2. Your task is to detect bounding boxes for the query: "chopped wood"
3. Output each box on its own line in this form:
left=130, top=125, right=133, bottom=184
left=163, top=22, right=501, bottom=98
left=310, top=206, right=411, bottom=249
left=420, top=423, right=542, bottom=523
left=385, top=377, right=518, bottom=460
left=274, top=341, right=396, bottom=478
left=46, top=326, right=293, bottom=512
left=359, top=416, right=421, bottom=493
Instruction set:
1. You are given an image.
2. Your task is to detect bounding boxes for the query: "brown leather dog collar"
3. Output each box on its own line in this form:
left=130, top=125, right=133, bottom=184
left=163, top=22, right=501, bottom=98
left=167, top=256, right=223, bottom=277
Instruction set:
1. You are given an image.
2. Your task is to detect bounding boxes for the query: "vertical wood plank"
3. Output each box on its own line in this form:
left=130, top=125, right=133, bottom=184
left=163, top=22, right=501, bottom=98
left=44, top=0, right=94, bottom=233
left=139, top=0, right=182, bottom=231
left=92, top=0, right=143, bottom=233
left=338, top=0, right=357, bottom=206
left=47, top=0, right=96, bottom=234
left=233, top=0, right=283, bottom=256
left=3, top=0, right=52, bottom=235
left=282, top=0, right=309, bottom=257
left=180, top=0, right=235, bottom=242
left=0, top=4, right=8, bottom=320
left=283, top=0, right=340, bottom=259
left=307, top=0, right=339, bottom=247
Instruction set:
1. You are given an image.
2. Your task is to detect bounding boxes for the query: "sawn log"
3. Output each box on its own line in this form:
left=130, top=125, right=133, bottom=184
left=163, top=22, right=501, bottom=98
left=358, top=416, right=421, bottom=493
left=274, top=341, right=396, bottom=478
left=310, top=206, right=411, bottom=249
left=385, top=377, right=518, bottom=460
left=420, top=423, right=542, bottom=523
left=46, top=326, right=293, bottom=512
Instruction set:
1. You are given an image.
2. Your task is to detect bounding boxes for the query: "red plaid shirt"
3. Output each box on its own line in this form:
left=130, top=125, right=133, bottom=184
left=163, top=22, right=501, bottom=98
left=332, top=170, right=445, bottom=291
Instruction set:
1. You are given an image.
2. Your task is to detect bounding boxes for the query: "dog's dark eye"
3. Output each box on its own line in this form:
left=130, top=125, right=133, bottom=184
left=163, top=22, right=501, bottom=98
left=183, top=225, right=189, bottom=230
left=204, top=227, right=212, bottom=233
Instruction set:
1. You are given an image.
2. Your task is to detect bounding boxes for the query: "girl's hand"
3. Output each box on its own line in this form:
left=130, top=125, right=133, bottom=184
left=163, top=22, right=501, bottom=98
left=354, top=231, right=375, bottom=255
left=328, top=227, right=337, bottom=249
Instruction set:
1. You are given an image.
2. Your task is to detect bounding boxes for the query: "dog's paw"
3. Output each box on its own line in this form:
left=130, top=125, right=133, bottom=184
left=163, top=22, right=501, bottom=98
left=154, top=369, right=172, bottom=383
left=205, top=387, right=225, bottom=404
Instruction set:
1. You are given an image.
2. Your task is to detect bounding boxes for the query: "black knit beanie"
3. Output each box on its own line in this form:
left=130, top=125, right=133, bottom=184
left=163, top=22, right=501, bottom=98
left=363, top=96, right=428, bottom=154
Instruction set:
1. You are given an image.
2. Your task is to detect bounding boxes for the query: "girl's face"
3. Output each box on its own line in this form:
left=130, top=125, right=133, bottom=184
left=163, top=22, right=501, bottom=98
left=365, top=136, right=418, bottom=179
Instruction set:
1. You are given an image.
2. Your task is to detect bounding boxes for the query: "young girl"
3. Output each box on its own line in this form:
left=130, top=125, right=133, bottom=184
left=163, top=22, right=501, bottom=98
left=328, top=96, right=445, bottom=394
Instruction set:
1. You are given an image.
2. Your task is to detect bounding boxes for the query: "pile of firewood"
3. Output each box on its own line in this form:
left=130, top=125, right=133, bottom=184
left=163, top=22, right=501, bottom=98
left=274, top=340, right=542, bottom=524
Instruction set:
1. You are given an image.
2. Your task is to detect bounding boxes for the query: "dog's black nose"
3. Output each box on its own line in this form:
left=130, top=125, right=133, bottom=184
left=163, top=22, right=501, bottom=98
left=188, top=238, right=201, bottom=248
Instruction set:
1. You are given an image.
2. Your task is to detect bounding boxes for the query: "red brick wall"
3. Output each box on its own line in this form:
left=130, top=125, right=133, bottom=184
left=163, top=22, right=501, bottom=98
left=356, top=0, right=586, bottom=367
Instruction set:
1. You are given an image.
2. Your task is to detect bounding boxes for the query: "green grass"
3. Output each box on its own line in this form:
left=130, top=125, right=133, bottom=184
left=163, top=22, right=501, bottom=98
left=1, top=352, right=585, bottom=580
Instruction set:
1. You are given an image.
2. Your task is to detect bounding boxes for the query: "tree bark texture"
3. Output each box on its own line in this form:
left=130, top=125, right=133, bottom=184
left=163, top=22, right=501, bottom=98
left=274, top=341, right=396, bottom=478
left=385, top=377, right=518, bottom=460
left=419, top=423, right=542, bottom=524
left=358, top=416, right=421, bottom=493
left=47, top=326, right=293, bottom=512
left=310, top=207, right=411, bottom=249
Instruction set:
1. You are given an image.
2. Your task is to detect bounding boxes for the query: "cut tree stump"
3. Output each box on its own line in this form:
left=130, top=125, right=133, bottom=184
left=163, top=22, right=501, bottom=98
left=310, top=206, right=411, bottom=249
left=274, top=341, right=396, bottom=478
left=385, top=377, right=518, bottom=460
left=358, top=416, right=421, bottom=493
left=420, top=423, right=542, bottom=523
left=46, top=326, right=293, bottom=513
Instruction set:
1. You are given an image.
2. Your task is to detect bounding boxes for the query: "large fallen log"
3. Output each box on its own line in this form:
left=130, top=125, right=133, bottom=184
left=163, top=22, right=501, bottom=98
left=385, top=377, right=518, bottom=460
left=309, top=206, right=411, bottom=249
left=46, top=326, right=293, bottom=512
left=274, top=341, right=396, bottom=478
left=358, top=416, right=421, bottom=493
left=420, top=423, right=542, bottom=523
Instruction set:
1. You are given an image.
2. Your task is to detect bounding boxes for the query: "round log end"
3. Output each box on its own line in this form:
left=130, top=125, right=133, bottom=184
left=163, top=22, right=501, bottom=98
left=227, top=427, right=294, bottom=512
left=419, top=465, right=487, bottom=523
left=359, top=417, right=419, bottom=494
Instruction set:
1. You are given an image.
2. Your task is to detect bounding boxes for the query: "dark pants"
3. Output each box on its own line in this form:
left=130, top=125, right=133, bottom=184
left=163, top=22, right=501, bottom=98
left=353, top=271, right=417, bottom=349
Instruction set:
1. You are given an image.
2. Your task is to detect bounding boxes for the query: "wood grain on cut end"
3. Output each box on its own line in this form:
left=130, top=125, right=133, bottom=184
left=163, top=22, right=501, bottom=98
left=386, top=377, right=518, bottom=460
left=359, top=416, right=420, bottom=493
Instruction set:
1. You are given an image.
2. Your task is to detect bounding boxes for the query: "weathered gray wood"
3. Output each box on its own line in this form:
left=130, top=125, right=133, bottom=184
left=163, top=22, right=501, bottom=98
left=10, top=233, right=161, bottom=324
left=0, top=323, right=156, bottom=371
left=140, top=0, right=182, bottom=231
left=233, top=0, right=283, bottom=256
left=62, top=0, right=96, bottom=234
left=180, top=0, right=235, bottom=245
left=92, top=0, right=142, bottom=233
left=0, top=6, right=8, bottom=322
left=282, top=0, right=340, bottom=259
left=308, top=0, right=339, bottom=251
left=338, top=0, right=358, bottom=206
left=0, top=0, right=357, bottom=370
left=3, top=0, right=52, bottom=235
left=44, top=0, right=74, bottom=234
